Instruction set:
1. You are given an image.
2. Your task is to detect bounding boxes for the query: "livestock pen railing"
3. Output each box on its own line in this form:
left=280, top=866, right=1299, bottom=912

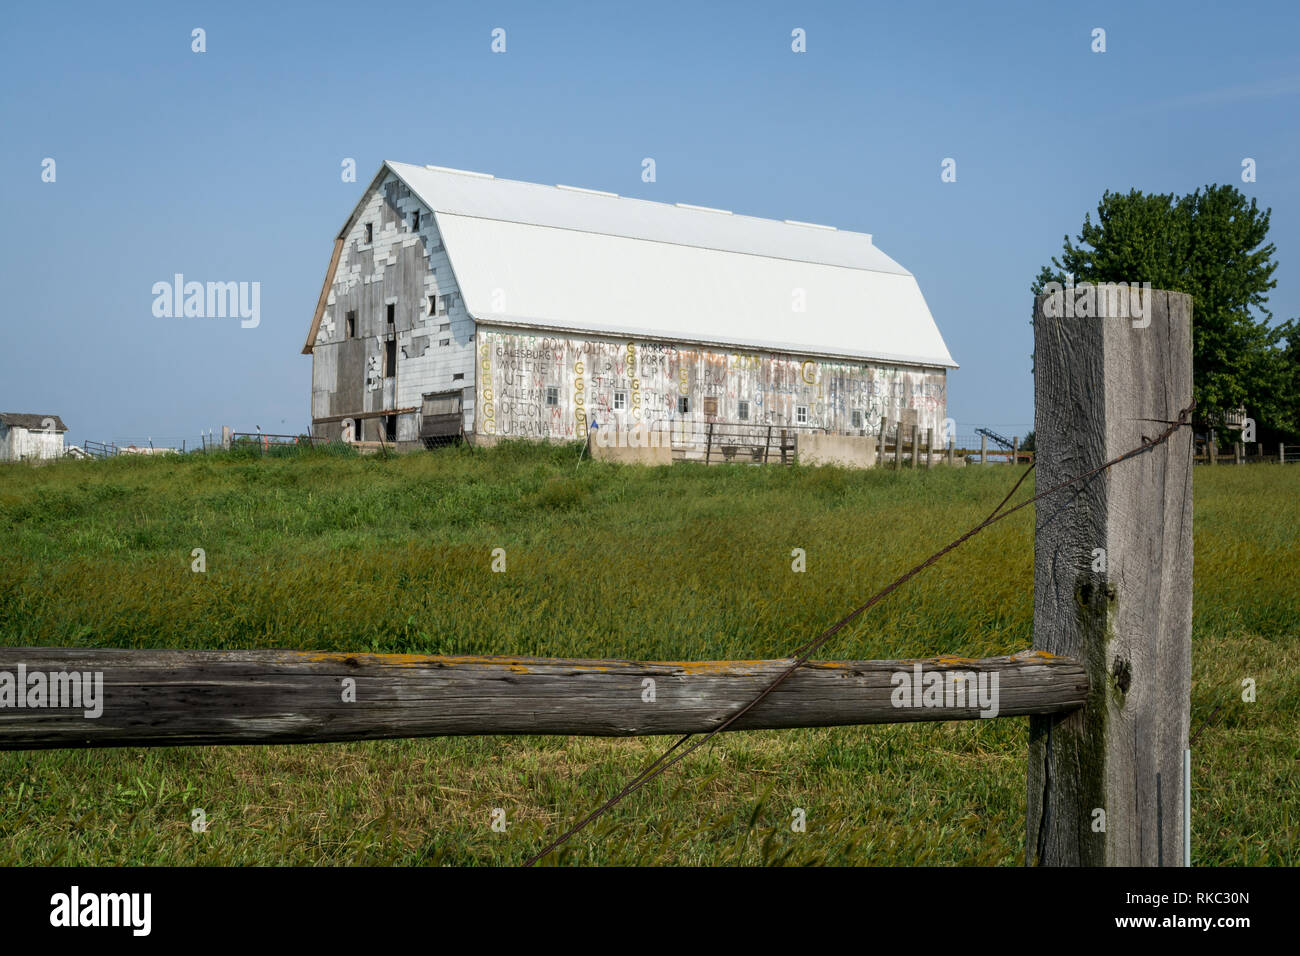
left=1196, top=439, right=1300, bottom=464
left=876, top=421, right=943, bottom=468
left=81, top=439, right=119, bottom=459
left=229, top=432, right=328, bottom=451
left=0, top=292, right=1195, bottom=867
left=663, top=420, right=824, bottom=464
left=847, top=426, right=1035, bottom=469
left=655, top=421, right=1038, bottom=469
left=951, top=432, right=1034, bottom=466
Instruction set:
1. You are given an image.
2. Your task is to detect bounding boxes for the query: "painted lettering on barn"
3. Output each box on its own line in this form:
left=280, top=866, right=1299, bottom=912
left=478, top=328, right=946, bottom=440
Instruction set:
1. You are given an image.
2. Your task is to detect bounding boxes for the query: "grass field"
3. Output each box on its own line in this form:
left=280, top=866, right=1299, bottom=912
left=0, top=444, right=1295, bottom=865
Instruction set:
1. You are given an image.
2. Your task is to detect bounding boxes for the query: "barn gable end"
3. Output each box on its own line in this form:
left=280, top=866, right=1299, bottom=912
left=308, top=170, right=474, bottom=442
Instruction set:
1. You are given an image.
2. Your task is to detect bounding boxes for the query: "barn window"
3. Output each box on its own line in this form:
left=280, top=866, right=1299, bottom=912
left=364, top=222, right=373, bottom=243
left=797, top=405, right=808, bottom=424
left=452, top=373, right=464, bottom=381
left=852, top=409, right=863, bottom=429
left=614, top=390, right=627, bottom=410
left=546, top=386, right=559, bottom=407
left=428, top=295, right=436, bottom=316
left=677, top=395, right=690, bottom=415
left=353, top=418, right=363, bottom=440
left=384, top=339, right=396, bottom=376
left=437, top=295, right=450, bottom=315
left=738, top=400, right=749, bottom=421
left=346, top=311, right=356, bottom=338
left=703, top=396, right=718, bottom=418
left=385, top=415, right=397, bottom=441
left=440, top=338, right=450, bottom=346
left=387, top=303, right=395, bottom=325
left=412, top=210, right=421, bottom=230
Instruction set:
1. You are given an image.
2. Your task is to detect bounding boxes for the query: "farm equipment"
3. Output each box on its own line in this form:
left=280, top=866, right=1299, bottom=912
left=974, top=427, right=1014, bottom=451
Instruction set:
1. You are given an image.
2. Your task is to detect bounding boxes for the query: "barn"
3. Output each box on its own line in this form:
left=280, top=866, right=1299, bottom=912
left=0, top=413, right=68, bottom=462
left=302, top=162, right=956, bottom=452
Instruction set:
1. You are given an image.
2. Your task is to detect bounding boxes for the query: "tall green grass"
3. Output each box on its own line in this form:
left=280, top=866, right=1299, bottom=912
left=0, top=446, right=1294, bottom=865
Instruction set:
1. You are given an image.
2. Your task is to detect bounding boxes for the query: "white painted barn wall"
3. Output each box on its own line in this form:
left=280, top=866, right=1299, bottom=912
left=476, top=327, right=947, bottom=442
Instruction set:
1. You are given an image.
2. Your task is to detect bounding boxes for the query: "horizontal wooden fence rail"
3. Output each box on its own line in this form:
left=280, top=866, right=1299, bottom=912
left=0, top=649, right=1087, bottom=751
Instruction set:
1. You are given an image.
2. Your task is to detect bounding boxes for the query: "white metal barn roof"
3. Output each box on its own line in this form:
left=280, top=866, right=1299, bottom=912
left=381, top=161, right=955, bottom=368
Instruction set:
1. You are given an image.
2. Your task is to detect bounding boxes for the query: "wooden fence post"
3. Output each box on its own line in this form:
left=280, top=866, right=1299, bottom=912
left=947, top=438, right=955, bottom=466
left=925, top=427, right=933, bottom=470
left=910, top=424, right=919, bottom=469
left=1027, top=289, right=1193, bottom=866
left=980, top=433, right=987, bottom=465
left=1234, top=441, right=1242, bottom=465
left=1012, top=436, right=1019, bottom=466
left=893, top=424, right=901, bottom=471
left=1207, top=434, right=1216, bottom=465
left=1281, top=442, right=1286, bottom=464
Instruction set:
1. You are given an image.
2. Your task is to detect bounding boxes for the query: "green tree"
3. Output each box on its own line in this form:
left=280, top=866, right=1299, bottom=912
left=1031, top=185, right=1298, bottom=443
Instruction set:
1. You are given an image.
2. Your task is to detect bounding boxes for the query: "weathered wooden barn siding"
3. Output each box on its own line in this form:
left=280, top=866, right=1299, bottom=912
left=0, top=425, right=65, bottom=462
left=476, top=327, right=946, bottom=441
left=311, top=171, right=475, bottom=441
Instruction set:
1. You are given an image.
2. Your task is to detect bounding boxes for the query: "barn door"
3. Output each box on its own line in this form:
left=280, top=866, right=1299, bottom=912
left=420, top=391, right=463, bottom=446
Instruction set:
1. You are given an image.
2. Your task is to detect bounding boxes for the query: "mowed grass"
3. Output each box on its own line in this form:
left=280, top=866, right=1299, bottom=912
left=0, top=444, right=1295, bottom=865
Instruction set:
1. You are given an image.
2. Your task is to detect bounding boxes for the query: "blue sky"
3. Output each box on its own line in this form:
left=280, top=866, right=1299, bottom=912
left=3, top=0, right=1297, bottom=446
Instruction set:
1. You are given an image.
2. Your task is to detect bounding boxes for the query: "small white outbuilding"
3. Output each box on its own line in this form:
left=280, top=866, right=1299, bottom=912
left=0, top=413, right=68, bottom=462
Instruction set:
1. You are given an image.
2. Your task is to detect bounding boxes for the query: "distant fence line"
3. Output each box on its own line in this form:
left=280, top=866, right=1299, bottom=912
left=1196, top=439, right=1299, bottom=465
left=67, top=426, right=1038, bottom=466
left=62, top=430, right=1298, bottom=468
left=71, top=432, right=331, bottom=458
